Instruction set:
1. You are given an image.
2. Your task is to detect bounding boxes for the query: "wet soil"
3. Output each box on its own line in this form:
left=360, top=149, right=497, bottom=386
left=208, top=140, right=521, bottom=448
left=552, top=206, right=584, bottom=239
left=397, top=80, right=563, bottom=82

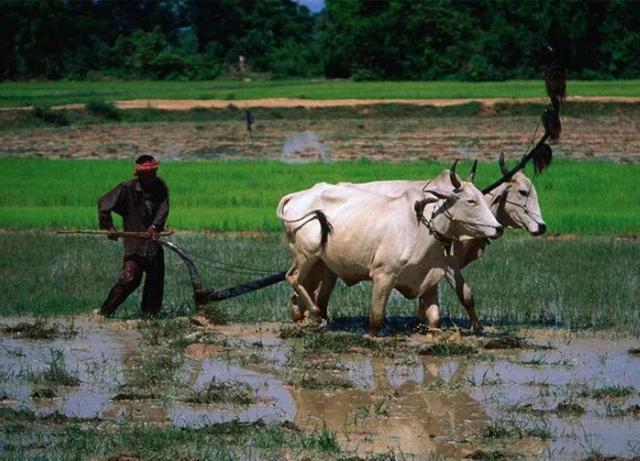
left=1, top=317, right=639, bottom=460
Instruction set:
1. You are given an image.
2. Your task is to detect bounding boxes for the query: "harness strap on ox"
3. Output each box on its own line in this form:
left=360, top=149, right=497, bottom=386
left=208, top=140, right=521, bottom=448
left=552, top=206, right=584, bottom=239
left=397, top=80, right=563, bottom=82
left=415, top=199, right=453, bottom=256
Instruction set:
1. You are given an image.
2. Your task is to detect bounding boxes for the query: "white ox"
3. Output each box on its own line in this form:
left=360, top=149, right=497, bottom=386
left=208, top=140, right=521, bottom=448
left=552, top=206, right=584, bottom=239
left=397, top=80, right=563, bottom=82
left=277, top=164, right=503, bottom=335
left=339, top=157, right=546, bottom=330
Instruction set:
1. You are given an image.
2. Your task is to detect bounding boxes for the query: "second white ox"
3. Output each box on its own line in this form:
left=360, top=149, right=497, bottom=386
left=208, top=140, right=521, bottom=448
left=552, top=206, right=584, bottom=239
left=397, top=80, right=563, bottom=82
left=340, top=157, right=546, bottom=330
left=277, top=163, right=503, bottom=335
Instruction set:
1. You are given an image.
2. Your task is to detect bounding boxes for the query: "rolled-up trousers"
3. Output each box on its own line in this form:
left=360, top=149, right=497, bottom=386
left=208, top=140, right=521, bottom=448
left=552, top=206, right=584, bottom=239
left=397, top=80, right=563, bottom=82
left=100, top=245, right=164, bottom=317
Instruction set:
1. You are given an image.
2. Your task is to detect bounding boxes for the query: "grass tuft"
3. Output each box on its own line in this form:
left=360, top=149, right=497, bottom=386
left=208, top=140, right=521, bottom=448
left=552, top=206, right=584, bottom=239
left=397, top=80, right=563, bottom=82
left=28, top=349, right=80, bottom=387
left=581, top=385, right=633, bottom=399
left=556, top=401, right=586, bottom=417
left=183, top=380, right=254, bottom=405
left=301, top=426, right=340, bottom=453
left=418, top=342, right=477, bottom=357
left=86, top=99, right=121, bottom=121
left=2, top=319, right=58, bottom=340
left=31, top=106, right=69, bottom=126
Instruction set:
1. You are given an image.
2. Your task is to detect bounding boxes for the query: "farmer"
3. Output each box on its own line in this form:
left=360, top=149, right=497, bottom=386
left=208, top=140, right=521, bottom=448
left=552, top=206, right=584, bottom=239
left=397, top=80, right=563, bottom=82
left=97, top=154, right=169, bottom=317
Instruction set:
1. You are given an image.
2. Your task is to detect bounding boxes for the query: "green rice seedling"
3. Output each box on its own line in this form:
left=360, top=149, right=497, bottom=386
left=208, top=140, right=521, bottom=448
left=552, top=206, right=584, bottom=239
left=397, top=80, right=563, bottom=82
left=289, top=365, right=354, bottom=390
left=183, top=379, right=254, bottom=405
left=300, top=425, right=340, bottom=454
left=481, top=419, right=551, bottom=441
left=28, top=349, right=80, bottom=387
left=581, top=385, right=633, bottom=399
left=356, top=396, right=390, bottom=419
left=605, top=403, right=640, bottom=418
left=424, top=376, right=464, bottom=394
left=3, top=79, right=640, bottom=107
left=138, top=318, right=190, bottom=349
left=125, top=349, right=183, bottom=390
left=1, top=158, right=639, bottom=235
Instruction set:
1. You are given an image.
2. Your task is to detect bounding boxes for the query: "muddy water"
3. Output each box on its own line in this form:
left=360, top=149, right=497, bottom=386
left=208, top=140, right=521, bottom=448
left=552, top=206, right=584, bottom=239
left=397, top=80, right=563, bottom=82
left=1, top=320, right=639, bottom=459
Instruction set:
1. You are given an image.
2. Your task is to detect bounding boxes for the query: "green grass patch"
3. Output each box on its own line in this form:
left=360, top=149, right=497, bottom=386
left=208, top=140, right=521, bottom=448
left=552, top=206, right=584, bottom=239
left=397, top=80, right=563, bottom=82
left=418, top=342, right=477, bottom=357
left=0, top=157, right=638, bottom=234
left=2, top=79, right=640, bottom=107
left=281, top=329, right=379, bottom=353
left=0, top=407, right=342, bottom=460
left=3, top=100, right=640, bottom=130
left=1, top=232, right=640, bottom=333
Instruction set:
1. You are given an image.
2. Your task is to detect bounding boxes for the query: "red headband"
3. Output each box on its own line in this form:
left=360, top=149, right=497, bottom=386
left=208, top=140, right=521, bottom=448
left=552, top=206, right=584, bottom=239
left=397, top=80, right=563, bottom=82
left=134, top=160, right=159, bottom=175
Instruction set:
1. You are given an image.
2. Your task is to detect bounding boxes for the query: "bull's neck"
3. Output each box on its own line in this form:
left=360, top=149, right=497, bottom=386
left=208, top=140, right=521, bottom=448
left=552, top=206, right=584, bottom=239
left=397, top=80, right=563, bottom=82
left=484, top=183, right=509, bottom=220
left=430, top=209, right=456, bottom=240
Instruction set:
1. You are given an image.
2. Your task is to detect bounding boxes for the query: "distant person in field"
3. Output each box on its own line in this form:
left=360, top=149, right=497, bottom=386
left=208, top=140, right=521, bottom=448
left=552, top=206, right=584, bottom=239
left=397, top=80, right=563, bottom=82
left=97, top=154, right=169, bottom=317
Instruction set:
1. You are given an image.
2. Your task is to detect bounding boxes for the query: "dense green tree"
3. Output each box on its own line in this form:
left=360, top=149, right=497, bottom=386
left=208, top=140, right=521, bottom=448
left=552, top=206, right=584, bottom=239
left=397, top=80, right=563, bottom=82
left=0, top=0, right=638, bottom=81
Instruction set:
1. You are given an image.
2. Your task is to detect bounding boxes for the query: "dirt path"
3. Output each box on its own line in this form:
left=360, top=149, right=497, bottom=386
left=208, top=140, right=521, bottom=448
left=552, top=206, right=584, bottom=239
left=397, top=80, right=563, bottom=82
left=2, top=96, right=640, bottom=111
left=111, top=96, right=640, bottom=110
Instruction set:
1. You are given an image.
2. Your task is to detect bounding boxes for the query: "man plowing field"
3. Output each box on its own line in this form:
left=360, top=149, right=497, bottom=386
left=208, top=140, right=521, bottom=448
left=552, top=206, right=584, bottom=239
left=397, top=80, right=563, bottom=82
left=97, top=154, right=170, bottom=318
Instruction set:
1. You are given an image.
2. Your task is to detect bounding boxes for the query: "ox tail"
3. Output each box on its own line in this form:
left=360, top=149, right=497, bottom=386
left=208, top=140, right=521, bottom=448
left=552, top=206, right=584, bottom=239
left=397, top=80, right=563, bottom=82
left=277, top=198, right=333, bottom=250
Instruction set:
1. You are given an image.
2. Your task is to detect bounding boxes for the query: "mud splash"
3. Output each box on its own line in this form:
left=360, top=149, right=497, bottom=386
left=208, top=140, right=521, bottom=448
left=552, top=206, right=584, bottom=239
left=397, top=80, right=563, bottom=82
left=1, top=319, right=639, bottom=459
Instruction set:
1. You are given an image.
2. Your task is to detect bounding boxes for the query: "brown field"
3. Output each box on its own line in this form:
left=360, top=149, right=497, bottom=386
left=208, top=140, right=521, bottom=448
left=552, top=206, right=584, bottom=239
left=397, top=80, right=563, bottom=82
left=1, top=99, right=639, bottom=163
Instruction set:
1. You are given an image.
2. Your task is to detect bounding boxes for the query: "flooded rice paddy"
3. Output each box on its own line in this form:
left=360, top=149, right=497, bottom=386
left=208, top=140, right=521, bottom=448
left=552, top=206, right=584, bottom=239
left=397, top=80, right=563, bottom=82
left=1, top=317, right=639, bottom=460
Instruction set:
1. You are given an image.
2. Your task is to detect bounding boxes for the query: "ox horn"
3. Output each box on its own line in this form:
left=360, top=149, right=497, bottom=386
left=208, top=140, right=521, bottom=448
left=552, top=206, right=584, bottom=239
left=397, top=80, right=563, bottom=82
left=467, top=159, right=478, bottom=183
left=450, top=160, right=462, bottom=189
left=498, top=152, right=509, bottom=176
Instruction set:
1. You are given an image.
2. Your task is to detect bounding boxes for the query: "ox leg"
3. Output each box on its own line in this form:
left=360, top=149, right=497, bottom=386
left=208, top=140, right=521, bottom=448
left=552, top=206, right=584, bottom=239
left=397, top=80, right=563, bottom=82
left=445, top=268, right=482, bottom=333
left=418, top=286, right=440, bottom=330
left=286, top=257, right=323, bottom=322
left=315, top=263, right=337, bottom=320
left=290, top=293, right=305, bottom=322
left=370, top=271, right=396, bottom=336
left=290, top=260, right=336, bottom=321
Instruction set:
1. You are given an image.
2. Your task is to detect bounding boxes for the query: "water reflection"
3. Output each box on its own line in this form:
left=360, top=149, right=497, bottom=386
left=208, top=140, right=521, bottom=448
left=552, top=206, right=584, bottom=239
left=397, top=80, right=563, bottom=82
left=1, top=323, right=639, bottom=458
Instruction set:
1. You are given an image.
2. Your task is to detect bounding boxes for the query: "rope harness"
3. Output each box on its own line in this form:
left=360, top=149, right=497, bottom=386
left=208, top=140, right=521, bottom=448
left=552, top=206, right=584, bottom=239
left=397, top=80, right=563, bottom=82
left=415, top=198, right=454, bottom=256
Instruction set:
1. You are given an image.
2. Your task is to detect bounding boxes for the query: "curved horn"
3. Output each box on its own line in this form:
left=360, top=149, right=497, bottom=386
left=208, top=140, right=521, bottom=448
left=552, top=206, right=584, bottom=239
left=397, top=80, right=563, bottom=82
left=498, top=152, right=509, bottom=176
left=450, top=159, right=462, bottom=189
left=468, top=159, right=478, bottom=183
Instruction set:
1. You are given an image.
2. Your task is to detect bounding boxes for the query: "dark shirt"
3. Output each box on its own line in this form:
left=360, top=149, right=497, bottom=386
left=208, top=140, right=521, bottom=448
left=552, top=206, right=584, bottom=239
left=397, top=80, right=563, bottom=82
left=98, top=177, right=169, bottom=256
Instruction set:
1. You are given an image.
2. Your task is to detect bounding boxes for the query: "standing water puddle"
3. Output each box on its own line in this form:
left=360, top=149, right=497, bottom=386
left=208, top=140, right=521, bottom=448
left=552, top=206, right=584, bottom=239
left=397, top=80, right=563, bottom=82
left=1, top=321, right=639, bottom=459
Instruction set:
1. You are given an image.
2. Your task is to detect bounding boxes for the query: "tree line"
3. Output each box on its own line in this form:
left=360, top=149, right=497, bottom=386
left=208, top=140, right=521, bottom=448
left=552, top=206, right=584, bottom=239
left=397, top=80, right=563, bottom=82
left=1, top=0, right=638, bottom=81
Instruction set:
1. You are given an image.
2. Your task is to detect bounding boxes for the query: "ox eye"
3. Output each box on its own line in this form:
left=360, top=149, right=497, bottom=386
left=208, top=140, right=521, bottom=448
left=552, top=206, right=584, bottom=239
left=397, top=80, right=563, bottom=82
left=518, top=190, right=528, bottom=197
left=466, top=199, right=476, bottom=205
